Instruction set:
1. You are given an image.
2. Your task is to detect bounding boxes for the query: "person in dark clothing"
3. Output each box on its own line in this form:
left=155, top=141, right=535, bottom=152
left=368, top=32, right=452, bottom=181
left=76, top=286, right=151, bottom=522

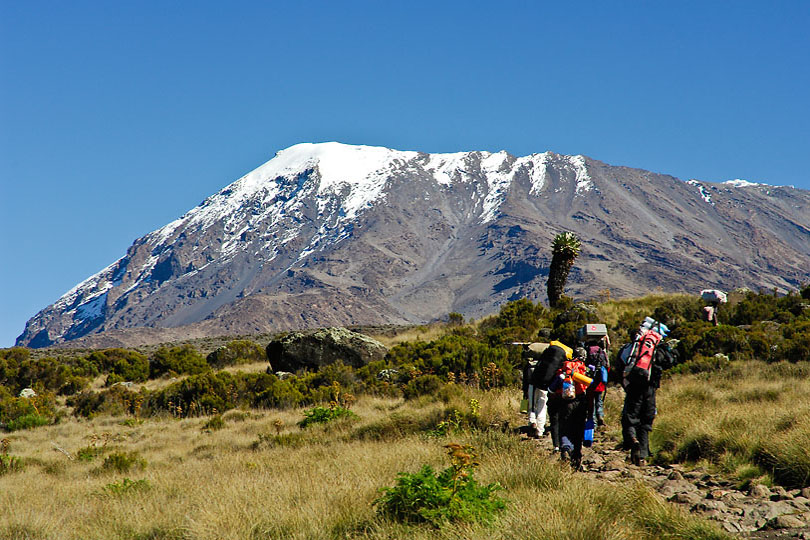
left=622, top=339, right=677, bottom=465
left=584, top=340, right=609, bottom=426
left=546, top=346, right=590, bottom=469
left=553, top=379, right=590, bottom=468
left=529, top=341, right=572, bottom=448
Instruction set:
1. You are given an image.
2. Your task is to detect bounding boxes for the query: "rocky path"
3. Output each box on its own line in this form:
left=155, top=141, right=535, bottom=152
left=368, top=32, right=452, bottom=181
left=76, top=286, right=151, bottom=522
left=521, top=426, right=810, bottom=539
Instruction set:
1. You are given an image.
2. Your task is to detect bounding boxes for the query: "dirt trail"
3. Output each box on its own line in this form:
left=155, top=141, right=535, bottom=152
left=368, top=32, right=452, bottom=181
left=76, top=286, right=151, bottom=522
left=519, top=423, right=810, bottom=539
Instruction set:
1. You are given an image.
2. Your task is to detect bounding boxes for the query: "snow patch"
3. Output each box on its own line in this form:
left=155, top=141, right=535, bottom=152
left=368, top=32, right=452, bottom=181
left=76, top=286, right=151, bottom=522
left=687, top=180, right=714, bottom=205
left=517, top=152, right=550, bottom=196
left=568, top=156, right=593, bottom=194
left=724, top=179, right=760, bottom=187
left=75, top=292, right=107, bottom=321
left=425, top=152, right=469, bottom=185
left=480, top=151, right=512, bottom=223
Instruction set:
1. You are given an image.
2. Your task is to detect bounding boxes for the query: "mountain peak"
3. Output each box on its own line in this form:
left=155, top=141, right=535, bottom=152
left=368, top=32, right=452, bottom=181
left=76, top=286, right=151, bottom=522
left=16, top=143, right=810, bottom=348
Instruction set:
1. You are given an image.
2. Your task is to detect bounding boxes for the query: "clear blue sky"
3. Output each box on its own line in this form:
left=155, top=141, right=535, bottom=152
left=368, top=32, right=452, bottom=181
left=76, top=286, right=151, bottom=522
left=1, top=1, right=808, bottom=347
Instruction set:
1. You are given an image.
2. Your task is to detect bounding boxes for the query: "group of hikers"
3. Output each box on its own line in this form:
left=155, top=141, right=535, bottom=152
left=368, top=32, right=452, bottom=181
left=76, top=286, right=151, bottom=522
left=520, top=318, right=679, bottom=469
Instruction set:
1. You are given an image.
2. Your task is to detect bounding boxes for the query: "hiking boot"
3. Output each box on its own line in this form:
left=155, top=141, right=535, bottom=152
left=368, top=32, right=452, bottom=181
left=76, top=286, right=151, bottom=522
left=630, top=448, right=640, bottom=466
left=570, top=454, right=582, bottom=471
left=560, top=448, right=570, bottom=462
left=596, top=417, right=605, bottom=427
left=637, top=458, right=647, bottom=467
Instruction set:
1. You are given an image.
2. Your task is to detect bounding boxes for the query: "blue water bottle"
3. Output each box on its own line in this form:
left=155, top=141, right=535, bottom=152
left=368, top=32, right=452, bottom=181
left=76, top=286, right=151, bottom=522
left=583, top=418, right=595, bottom=447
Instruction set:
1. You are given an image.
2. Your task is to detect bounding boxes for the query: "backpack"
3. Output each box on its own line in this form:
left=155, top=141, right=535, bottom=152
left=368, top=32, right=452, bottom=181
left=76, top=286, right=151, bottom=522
left=554, top=359, right=589, bottom=399
left=586, top=345, right=608, bottom=369
left=586, top=345, right=608, bottom=392
left=622, top=329, right=663, bottom=387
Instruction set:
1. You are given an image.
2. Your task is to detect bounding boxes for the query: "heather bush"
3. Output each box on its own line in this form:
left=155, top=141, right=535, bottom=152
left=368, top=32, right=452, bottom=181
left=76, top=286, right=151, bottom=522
left=298, top=405, right=357, bottom=428
left=67, top=385, right=142, bottom=418
left=206, top=339, right=265, bottom=368
left=149, top=345, right=209, bottom=378
left=85, top=348, right=149, bottom=384
left=101, top=451, right=147, bottom=474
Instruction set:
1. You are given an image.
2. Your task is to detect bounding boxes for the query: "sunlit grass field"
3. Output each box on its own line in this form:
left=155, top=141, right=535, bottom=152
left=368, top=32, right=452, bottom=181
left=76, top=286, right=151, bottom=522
left=1, top=386, right=728, bottom=540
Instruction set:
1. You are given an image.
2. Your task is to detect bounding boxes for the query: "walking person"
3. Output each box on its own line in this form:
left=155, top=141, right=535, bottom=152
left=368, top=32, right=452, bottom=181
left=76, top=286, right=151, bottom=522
left=553, top=346, right=591, bottom=469
left=529, top=340, right=573, bottom=448
left=621, top=331, right=677, bottom=466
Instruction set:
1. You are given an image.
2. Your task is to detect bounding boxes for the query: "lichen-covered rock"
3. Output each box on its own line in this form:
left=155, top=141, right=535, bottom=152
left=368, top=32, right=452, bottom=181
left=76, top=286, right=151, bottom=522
left=266, top=327, right=387, bottom=372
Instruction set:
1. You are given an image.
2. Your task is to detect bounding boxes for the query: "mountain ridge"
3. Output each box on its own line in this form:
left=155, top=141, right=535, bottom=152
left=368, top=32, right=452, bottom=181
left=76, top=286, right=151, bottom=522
left=17, top=142, right=810, bottom=348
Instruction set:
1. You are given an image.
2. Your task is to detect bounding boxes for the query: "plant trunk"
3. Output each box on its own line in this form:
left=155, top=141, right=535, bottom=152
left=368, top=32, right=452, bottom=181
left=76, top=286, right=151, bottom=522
left=547, top=253, right=574, bottom=308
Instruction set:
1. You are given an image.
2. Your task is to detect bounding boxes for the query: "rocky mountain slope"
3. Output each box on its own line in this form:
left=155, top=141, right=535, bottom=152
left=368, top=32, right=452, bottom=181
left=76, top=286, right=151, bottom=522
left=17, top=142, right=810, bottom=348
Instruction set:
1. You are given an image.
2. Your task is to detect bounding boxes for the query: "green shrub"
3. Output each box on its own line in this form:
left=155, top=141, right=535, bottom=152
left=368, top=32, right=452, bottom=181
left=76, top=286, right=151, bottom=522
left=386, top=334, right=514, bottom=387
left=149, top=345, right=210, bottom=378
left=77, top=445, right=105, bottom=462
left=403, top=374, right=443, bottom=400
left=478, top=298, right=548, bottom=345
left=101, top=451, right=147, bottom=474
left=668, top=354, right=730, bottom=375
left=202, top=415, right=225, bottom=431
left=6, top=413, right=50, bottom=431
left=693, top=326, right=752, bottom=360
left=67, top=386, right=142, bottom=418
left=85, top=349, right=149, bottom=384
left=0, top=392, right=58, bottom=431
left=298, top=406, right=357, bottom=428
left=374, top=443, right=505, bottom=527
left=206, top=340, right=266, bottom=369
left=103, top=477, right=151, bottom=496
left=0, top=454, right=24, bottom=475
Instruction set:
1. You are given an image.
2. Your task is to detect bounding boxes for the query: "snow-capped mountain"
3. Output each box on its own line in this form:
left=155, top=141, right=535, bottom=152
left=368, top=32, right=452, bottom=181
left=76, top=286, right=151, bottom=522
left=17, top=142, right=810, bottom=348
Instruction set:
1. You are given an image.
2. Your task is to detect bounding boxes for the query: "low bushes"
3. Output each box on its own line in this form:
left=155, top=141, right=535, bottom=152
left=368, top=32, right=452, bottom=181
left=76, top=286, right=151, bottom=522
left=149, top=345, right=210, bottom=378
left=374, top=443, right=506, bottom=527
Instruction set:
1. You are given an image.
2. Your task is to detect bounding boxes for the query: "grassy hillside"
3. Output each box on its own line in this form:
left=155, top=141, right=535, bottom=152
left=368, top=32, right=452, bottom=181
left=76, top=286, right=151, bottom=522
left=2, top=287, right=809, bottom=538
left=2, top=388, right=727, bottom=540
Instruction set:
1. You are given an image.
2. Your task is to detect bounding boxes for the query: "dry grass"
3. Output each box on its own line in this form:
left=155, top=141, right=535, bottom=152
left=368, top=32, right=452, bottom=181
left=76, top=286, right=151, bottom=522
left=593, top=293, right=693, bottom=329
left=649, top=361, right=810, bottom=487
left=369, top=323, right=449, bottom=348
left=0, top=385, right=727, bottom=540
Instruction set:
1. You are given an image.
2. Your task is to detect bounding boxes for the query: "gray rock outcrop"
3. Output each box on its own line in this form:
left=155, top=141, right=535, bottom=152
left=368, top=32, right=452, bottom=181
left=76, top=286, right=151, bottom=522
left=266, top=327, right=387, bottom=372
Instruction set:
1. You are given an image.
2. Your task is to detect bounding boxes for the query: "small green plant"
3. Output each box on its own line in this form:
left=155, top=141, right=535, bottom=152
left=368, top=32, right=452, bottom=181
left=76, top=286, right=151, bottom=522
left=202, top=415, right=225, bottom=431
left=101, top=451, right=147, bottom=474
left=103, top=477, right=151, bottom=496
left=469, top=399, right=480, bottom=418
left=6, top=412, right=50, bottom=431
left=430, top=409, right=463, bottom=437
left=374, top=443, right=505, bottom=527
left=77, top=445, right=105, bottom=462
left=0, top=454, right=24, bottom=475
left=298, top=405, right=357, bottom=428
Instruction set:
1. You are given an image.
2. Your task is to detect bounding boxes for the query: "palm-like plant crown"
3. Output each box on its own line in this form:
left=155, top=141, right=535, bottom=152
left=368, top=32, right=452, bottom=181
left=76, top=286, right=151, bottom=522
left=551, top=232, right=582, bottom=258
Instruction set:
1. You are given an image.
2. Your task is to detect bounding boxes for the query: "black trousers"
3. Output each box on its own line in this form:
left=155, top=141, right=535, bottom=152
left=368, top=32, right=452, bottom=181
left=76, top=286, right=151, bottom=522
left=622, top=383, right=657, bottom=459
left=548, top=394, right=588, bottom=458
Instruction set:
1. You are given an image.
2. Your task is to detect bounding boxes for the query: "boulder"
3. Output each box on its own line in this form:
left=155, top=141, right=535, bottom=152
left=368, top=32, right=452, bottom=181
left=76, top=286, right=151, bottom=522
left=750, top=484, right=772, bottom=498
left=764, top=514, right=806, bottom=529
left=266, top=327, right=388, bottom=372
left=19, top=388, right=36, bottom=398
